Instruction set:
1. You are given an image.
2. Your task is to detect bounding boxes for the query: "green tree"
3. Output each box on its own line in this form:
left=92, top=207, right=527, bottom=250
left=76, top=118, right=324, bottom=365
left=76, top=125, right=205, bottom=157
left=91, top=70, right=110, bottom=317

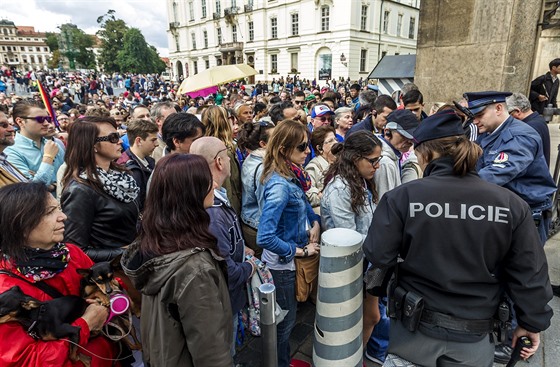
left=117, top=28, right=166, bottom=74
left=59, top=24, right=96, bottom=70
left=96, top=10, right=128, bottom=72
left=48, top=50, right=62, bottom=69
left=45, top=32, right=59, bottom=52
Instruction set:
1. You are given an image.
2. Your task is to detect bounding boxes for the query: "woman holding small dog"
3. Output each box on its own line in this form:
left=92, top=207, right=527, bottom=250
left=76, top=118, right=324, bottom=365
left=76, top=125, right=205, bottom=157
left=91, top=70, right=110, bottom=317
left=121, top=154, right=233, bottom=366
left=0, top=182, right=116, bottom=367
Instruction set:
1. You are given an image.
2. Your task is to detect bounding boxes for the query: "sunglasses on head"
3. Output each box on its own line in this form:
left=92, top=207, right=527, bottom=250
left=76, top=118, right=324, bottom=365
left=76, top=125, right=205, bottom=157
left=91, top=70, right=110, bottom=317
left=95, top=132, right=121, bottom=144
left=21, top=116, right=52, bottom=124
left=296, top=141, right=310, bottom=152
left=362, top=156, right=383, bottom=167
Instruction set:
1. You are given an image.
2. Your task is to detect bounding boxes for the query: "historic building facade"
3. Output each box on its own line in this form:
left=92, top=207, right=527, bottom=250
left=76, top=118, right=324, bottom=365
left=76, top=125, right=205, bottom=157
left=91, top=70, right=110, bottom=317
left=0, top=20, right=51, bottom=71
left=166, top=0, right=420, bottom=83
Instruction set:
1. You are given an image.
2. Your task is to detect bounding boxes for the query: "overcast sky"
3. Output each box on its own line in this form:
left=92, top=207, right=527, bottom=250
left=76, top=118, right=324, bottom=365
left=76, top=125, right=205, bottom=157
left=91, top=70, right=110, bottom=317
left=2, top=0, right=170, bottom=56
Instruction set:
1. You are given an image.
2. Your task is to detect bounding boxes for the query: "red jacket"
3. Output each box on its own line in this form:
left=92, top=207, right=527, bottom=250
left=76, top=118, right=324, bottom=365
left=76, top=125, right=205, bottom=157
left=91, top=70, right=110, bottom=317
left=0, top=244, right=118, bottom=367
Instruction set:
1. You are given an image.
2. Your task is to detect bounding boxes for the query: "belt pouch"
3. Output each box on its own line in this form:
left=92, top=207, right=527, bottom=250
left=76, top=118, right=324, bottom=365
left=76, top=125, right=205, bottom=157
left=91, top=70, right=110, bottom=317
left=401, top=291, right=424, bottom=332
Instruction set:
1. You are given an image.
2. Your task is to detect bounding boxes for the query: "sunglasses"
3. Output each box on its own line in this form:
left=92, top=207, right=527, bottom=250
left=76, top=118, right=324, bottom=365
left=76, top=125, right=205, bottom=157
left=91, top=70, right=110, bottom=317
left=213, top=147, right=228, bottom=160
left=294, top=100, right=305, bottom=105
left=21, top=116, right=52, bottom=123
left=296, top=141, right=310, bottom=152
left=95, top=132, right=121, bottom=144
left=362, top=156, right=383, bottom=167
left=316, top=116, right=332, bottom=122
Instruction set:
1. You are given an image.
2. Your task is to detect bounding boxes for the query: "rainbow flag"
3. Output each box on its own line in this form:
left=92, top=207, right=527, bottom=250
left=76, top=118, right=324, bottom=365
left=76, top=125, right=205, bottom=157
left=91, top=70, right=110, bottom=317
left=37, top=82, right=60, bottom=131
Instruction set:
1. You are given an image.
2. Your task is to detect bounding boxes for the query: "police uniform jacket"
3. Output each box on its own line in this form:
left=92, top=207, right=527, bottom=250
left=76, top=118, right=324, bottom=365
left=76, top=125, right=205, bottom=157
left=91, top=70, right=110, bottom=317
left=477, top=116, right=556, bottom=209
left=363, top=157, right=553, bottom=341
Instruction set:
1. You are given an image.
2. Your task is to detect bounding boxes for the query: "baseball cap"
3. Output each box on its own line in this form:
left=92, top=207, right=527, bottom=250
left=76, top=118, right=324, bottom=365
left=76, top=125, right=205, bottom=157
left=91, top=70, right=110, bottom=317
left=385, top=109, right=419, bottom=139
left=310, top=105, right=334, bottom=118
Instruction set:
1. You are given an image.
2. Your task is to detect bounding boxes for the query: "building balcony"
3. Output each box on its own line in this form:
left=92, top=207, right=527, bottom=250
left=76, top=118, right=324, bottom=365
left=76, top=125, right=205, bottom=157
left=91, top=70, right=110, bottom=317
left=224, top=6, right=239, bottom=16
left=219, top=42, right=243, bottom=52
left=244, top=4, right=253, bottom=12
left=169, top=22, right=180, bottom=29
left=213, top=12, right=220, bottom=20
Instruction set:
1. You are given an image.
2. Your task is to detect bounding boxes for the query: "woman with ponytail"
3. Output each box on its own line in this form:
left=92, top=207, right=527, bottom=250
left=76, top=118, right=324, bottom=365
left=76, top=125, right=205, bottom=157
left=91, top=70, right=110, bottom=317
left=362, top=110, right=551, bottom=366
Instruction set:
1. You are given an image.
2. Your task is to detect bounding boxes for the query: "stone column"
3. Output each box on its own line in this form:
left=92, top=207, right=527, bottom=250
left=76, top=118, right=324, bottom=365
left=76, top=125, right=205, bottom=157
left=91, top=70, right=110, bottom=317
left=415, top=0, right=544, bottom=105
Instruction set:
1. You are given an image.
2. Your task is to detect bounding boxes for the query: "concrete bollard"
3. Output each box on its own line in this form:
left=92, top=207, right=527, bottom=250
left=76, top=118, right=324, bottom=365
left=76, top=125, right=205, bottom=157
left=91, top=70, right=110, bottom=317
left=313, top=228, right=364, bottom=367
left=259, top=283, right=278, bottom=367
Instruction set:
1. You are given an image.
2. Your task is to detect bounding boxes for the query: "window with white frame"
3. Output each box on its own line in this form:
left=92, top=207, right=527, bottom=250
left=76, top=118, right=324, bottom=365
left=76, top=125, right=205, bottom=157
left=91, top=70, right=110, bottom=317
left=291, top=13, right=299, bottom=36
left=271, top=54, right=277, bottom=72
left=203, top=30, right=208, bottom=48
left=205, top=59, right=210, bottom=69
left=360, top=49, right=367, bottom=72
left=360, top=5, right=368, bottom=31
left=248, top=21, right=254, bottom=41
left=191, top=33, right=197, bottom=49
left=409, top=17, right=416, bottom=39
left=189, top=1, right=195, bottom=21
left=291, top=53, right=298, bottom=71
left=217, top=27, right=222, bottom=44
left=215, top=0, right=221, bottom=15
left=232, top=25, right=237, bottom=42
left=321, top=6, right=330, bottom=31
left=202, top=0, right=207, bottom=18
left=383, top=11, right=390, bottom=33
left=271, top=17, right=278, bottom=39
left=193, top=60, right=198, bottom=74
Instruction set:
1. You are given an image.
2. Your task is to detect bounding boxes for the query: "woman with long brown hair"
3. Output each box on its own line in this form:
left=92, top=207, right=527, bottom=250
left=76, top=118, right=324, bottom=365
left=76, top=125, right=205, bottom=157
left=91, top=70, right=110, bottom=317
left=61, top=116, right=139, bottom=262
left=202, top=105, right=243, bottom=215
left=121, top=153, right=232, bottom=366
left=321, top=130, right=383, bottom=350
left=257, top=119, right=321, bottom=367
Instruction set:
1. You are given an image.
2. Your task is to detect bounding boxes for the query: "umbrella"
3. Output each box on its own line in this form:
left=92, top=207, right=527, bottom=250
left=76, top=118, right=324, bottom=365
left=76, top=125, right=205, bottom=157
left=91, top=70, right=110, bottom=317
left=186, top=86, right=219, bottom=98
left=178, top=64, right=257, bottom=95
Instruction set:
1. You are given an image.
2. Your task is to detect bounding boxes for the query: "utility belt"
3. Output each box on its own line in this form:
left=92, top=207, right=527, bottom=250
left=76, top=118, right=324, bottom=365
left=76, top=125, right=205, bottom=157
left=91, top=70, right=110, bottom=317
left=388, top=285, right=510, bottom=340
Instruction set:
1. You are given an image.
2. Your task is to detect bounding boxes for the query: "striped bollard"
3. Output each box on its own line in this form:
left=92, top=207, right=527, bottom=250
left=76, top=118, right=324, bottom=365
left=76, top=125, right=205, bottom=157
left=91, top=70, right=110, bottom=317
left=313, top=228, right=364, bottom=367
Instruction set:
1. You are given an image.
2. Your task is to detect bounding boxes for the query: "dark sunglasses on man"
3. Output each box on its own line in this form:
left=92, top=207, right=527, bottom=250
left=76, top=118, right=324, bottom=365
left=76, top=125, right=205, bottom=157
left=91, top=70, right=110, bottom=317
left=20, top=116, right=52, bottom=124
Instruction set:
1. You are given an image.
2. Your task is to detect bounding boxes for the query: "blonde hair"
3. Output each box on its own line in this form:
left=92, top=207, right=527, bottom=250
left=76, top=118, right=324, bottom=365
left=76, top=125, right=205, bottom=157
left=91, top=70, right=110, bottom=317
left=261, top=119, right=308, bottom=183
left=201, top=105, right=233, bottom=149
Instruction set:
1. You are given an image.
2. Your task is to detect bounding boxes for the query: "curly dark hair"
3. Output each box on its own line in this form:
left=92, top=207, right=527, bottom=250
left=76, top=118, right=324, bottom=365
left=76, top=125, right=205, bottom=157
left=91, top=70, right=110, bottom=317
left=324, top=131, right=382, bottom=213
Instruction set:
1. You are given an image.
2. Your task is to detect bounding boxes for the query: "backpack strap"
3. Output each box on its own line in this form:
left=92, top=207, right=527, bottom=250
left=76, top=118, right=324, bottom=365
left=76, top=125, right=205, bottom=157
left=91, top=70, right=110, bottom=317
left=0, top=270, right=64, bottom=299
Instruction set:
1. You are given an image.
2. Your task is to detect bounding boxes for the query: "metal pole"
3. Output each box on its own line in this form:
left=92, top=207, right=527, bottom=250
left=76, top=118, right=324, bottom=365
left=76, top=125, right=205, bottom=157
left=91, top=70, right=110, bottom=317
left=259, top=283, right=278, bottom=367
left=313, top=228, right=364, bottom=367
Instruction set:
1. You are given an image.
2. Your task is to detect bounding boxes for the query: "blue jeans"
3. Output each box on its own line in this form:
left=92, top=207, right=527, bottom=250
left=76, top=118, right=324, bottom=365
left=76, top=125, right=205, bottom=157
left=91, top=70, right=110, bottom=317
left=366, top=297, right=389, bottom=362
left=270, top=269, right=297, bottom=367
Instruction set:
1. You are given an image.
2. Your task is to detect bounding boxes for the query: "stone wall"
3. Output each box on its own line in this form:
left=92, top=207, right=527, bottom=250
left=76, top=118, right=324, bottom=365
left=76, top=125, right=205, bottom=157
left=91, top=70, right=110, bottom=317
left=415, top=0, right=544, bottom=106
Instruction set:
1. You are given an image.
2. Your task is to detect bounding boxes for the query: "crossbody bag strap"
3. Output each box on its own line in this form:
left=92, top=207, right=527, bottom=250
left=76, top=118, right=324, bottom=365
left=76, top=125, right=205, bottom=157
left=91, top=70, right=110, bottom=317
left=0, top=269, right=64, bottom=299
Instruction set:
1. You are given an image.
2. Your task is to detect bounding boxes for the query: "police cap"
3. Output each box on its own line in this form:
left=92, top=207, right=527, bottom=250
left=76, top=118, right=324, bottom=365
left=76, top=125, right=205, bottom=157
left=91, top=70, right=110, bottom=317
left=463, top=91, right=512, bottom=115
left=413, top=110, right=464, bottom=147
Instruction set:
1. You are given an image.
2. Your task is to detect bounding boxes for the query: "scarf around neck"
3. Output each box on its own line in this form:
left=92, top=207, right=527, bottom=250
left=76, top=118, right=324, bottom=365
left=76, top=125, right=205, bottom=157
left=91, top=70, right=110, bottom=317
left=6, top=242, right=70, bottom=282
left=288, top=161, right=312, bottom=192
left=80, top=167, right=139, bottom=203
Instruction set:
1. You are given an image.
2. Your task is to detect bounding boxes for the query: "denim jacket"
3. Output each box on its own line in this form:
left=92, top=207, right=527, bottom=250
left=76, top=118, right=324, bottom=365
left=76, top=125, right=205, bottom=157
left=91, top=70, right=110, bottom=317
left=257, top=172, right=321, bottom=270
left=240, top=150, right=265, bottom=229
left=321, top=176, right=375, bottom=239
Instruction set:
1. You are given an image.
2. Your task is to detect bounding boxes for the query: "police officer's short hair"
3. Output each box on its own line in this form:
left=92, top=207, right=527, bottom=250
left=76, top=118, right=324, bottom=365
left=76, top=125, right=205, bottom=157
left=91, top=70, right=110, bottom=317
left=549, top=58, right=560, bottom=70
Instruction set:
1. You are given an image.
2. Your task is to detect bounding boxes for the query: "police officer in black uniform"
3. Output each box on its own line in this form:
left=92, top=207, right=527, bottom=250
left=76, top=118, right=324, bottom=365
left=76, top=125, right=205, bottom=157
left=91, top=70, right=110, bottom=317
left=363, top=110, right=553, bottom=367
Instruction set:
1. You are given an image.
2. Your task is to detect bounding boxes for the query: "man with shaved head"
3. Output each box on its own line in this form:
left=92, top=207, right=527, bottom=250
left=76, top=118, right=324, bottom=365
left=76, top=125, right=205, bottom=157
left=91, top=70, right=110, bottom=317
left=191, top=137, right=255, bottom=355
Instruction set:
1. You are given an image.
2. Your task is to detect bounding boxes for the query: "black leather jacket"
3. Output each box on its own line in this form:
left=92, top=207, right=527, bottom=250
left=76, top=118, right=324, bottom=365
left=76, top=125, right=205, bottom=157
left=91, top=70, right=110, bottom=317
left=61, top=180, right=139, bottom=262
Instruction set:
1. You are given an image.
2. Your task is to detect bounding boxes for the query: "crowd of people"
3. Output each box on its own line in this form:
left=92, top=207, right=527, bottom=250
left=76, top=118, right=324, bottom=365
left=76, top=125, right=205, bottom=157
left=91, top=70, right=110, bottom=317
left=0, top=59, right=557, bottom=367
